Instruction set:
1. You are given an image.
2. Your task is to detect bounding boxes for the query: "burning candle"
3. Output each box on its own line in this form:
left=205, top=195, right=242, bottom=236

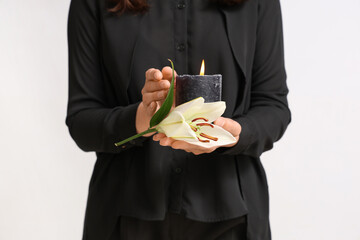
left=175, top=59, right=222, bottom=106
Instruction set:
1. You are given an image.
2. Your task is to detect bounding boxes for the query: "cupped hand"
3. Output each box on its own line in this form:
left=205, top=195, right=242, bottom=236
left=136, top=66, right=177, bottom=136
left=153, top=116, right=242, bottom=155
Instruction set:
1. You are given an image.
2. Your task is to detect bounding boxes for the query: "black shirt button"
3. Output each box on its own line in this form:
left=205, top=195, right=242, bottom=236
left=176, top=43, right=185, bottom=52
left=121, top=145, right=126, bottom=149
left=174, top=167, right=183, bottom=173
left=177, top=2, right=186, bottom=9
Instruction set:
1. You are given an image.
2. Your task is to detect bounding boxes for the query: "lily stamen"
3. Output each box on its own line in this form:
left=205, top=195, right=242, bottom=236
left=191, top=117, right=209, bottom=122
left=200, top=133, right=218, bottom=141
left=196, top=123, right=214, bottom=128
left=197, top=137, right=210, bottom=143
left=190, top=125, right=198, bottom=132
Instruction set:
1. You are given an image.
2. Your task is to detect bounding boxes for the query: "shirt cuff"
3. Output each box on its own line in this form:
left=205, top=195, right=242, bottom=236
left=113, top=101, right=150, bottom=150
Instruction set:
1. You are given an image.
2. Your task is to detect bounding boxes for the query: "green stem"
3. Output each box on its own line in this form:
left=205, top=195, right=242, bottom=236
left=114, top=128, right=158, bottom=147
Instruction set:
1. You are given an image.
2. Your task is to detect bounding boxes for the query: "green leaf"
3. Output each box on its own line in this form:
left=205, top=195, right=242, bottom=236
left=149, top=59, right=175, bottom=128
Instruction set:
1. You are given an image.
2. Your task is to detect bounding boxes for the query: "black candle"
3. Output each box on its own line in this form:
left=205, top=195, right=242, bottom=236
left=175, top=74, right=222, bottom=106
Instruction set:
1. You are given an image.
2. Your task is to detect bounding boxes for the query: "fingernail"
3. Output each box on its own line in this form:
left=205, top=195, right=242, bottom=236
left=158, top=91, right=164, bottom=98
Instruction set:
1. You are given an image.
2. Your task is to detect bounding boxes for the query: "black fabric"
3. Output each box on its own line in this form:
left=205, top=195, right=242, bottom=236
left=109, top=211, right=247, bottom=240
left=66, top=0, right=291, bottom=239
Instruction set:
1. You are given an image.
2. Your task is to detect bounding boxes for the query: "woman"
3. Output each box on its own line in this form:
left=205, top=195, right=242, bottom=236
left=66, top=0, right=291, bottom=239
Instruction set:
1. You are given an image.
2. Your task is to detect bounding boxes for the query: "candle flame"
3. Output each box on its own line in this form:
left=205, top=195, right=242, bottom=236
left=199, top=59, right=205, bottom=75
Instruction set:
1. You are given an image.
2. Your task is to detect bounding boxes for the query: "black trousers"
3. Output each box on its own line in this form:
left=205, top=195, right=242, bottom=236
left=109, top=211, right=247, bottom=240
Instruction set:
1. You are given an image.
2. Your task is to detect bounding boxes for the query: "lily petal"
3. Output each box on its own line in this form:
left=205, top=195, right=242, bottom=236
left=157, top=111, right=197, bottom=139
left=158, top=110, right=183, bottom=125
left=175, top=97, right=205, bottom=120
left=187, top=101, right=226, bottom=123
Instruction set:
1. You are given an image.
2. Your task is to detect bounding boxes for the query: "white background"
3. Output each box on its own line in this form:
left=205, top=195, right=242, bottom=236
left=1, top=0, right=359, bottom=239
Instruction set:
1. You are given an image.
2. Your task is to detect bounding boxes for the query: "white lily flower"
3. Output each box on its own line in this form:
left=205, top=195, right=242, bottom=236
left=156, top=97, right=237, bottom=148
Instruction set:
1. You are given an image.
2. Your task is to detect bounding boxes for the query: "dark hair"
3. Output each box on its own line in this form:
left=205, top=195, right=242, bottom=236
left=106, top=0, right=247, bottom=16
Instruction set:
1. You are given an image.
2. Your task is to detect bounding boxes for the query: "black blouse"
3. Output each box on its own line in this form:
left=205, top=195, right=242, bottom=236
left=127, top=0, right=248, bottom=221
left=125, top=0, right=248, bottom=220
left=66, top=0, right=291, bottom=238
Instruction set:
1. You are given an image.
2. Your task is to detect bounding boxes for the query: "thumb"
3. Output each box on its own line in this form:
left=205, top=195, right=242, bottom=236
left=213, top=117, right=241, bottom=137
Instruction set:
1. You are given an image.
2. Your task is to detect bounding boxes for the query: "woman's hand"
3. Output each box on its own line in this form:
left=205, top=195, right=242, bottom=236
left=153, top=116, right=242, bottom=154
left=136, top=66, right=177, bottom=136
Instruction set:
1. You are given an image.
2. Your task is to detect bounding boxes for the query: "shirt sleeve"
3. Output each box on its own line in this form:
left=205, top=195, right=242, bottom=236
left=215, top=0, right=291, bottom=157
left=65, top=0, right=148, bottom=153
